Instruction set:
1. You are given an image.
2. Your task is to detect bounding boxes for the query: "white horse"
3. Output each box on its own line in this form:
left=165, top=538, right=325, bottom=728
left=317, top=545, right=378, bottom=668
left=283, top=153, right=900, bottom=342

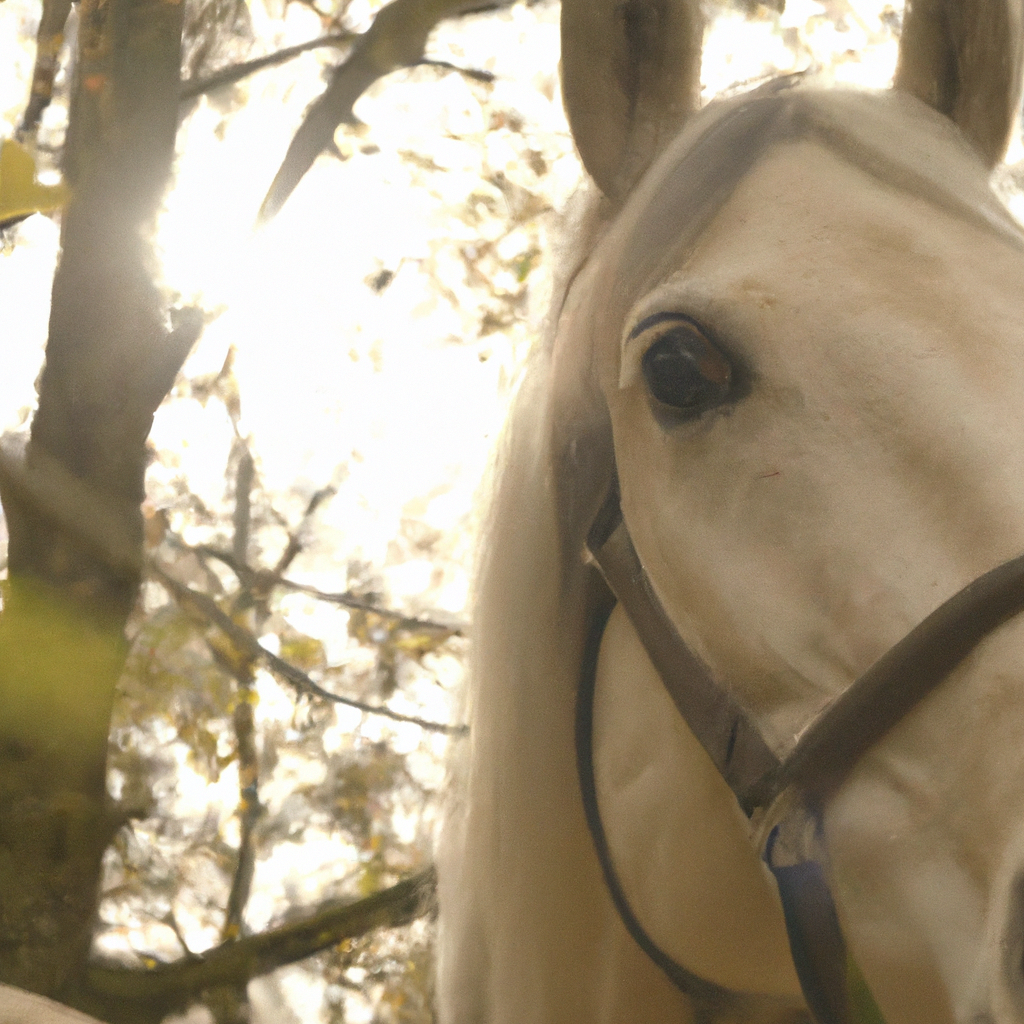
left=436, top=1, right=1024, bottom=1022
left=0, top=985, right=108, bottom=1023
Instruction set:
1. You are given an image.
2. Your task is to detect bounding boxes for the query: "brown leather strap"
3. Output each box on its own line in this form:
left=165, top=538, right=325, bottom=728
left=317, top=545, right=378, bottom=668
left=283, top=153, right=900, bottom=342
left=758, top=544, right=1024, bottom=807
left=587, top=480, right=1024, bottom=812
left=587, top=481, right=780, bottom=815
left=574, top=598, right=746, bottom=1009
left=586, top=480, right=1024, bottom=1023
left=575, top=593, right=812, bottom=1021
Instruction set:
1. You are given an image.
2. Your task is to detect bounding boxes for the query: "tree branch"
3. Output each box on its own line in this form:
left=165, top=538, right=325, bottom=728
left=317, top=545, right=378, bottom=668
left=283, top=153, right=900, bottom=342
left=179, top=33, right=354, bottom=101
left=258, top=0, right=514, bottom=222
left=87, top=868, right=436, bottom=1017
left=151, top=563, right=467, bottom=735
left=167, top=537, right=466, bottom=637
left=270, top=484, right=336, bottom=579
left=18, top=0, right=74, bottom=137
left=278, top=577, right=468, bottom=635
left=219, top=448, right=262, bottom=951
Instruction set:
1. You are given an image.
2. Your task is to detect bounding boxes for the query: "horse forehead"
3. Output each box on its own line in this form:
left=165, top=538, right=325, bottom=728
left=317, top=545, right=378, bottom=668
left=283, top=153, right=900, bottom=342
left=598, top=138, right=1024, bottom=386
left=684, top=140, right=999, bottom=295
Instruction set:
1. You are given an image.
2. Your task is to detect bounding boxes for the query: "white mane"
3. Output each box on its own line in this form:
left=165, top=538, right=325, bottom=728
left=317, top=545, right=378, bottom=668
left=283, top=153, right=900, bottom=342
left=436, top=187, right=624, bottom=1020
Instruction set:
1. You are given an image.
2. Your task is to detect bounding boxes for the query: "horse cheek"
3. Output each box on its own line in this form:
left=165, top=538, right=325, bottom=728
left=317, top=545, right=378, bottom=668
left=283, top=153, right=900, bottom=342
left=824, top=767, right=981, bottom=1024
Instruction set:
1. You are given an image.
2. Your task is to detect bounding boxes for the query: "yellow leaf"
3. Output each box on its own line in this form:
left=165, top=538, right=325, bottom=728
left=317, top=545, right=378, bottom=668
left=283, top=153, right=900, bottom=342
left=348, top=608, right=389, bottom=646
left=393, top=628, right=454, bottom=660
left=279, top=632, right=326, bottom=671
left=0, top=138, right=68, bottom=224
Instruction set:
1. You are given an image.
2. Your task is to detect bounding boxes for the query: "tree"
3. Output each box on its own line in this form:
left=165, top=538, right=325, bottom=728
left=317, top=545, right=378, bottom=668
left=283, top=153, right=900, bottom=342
left=0, top=0, right=197, bottom=1011
left=0, top=0, right=497, bottom=1018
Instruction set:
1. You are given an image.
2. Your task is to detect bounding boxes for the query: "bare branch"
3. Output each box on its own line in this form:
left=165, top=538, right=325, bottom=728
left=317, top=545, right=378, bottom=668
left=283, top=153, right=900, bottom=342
left=179, top=33, right=354, bottom=101
left=151, top=563, right=467, bottom=735
left=231, top=448, right=254, bottom=573
left=258, top=0, right=514, bottom=222
left=87, top=869, right=436, bottom=1013
left=221, top=705, right=260, bottom=943
left=162, top=911, right=200, bottom=961
left=173, top=537, right=467, bottom=635
left=276, top=577, right=467, bottom=635
left=18, top=0, right=73, bottom=137
left=271, top=485, right=337, bottom=578
left=218, top=448, right=262, bottom=943
left=416, top=57, right=494, bottom=84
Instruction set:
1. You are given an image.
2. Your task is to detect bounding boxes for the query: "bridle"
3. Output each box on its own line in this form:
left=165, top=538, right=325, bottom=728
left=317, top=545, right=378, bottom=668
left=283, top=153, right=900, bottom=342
left=577, top=475, right=1024, bottom=1024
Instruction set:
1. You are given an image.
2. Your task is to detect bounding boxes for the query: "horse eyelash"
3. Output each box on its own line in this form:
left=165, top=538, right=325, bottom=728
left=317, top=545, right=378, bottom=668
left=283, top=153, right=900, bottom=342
left=619, top=312, right=718, bottom=391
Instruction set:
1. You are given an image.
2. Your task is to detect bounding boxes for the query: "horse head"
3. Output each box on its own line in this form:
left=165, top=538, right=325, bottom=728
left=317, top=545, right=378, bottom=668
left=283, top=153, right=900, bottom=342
left=438, top=4, right=1024, bottom=1023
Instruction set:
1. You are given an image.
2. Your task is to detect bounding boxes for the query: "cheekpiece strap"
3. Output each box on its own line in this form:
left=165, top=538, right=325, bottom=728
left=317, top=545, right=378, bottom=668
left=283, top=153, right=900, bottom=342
left=763, top=808, right=888, bottom=1024
left=586, top=479, right=780, bottom=814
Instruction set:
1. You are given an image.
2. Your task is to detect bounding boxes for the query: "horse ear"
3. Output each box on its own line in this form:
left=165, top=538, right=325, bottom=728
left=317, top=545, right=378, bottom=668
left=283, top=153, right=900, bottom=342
left=561, top=0, right=704, bottom=201
left=894, top=0, right=1024, bottom=166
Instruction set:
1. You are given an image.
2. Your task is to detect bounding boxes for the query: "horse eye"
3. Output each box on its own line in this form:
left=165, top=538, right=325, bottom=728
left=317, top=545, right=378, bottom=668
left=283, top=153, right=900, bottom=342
left=640, top=320, right=732, bottom=413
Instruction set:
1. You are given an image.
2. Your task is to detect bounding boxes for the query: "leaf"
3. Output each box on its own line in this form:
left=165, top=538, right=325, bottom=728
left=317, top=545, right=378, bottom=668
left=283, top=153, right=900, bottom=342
left=0, top=138, right=69, bottom=224
left=847, top=956, right=888, bottom=1024
left=347, top=608, right=389, bottom=646
left=393, top=628, right=455, bottom=661
left=279, top=631, right=327, bottom=672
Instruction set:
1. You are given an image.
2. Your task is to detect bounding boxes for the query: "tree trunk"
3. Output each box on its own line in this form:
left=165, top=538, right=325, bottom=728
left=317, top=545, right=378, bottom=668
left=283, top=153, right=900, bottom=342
left=0, top=0, right=190, bottom=1010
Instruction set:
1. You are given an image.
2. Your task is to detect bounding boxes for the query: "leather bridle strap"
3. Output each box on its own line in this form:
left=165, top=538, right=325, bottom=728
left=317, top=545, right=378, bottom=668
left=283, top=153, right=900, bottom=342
left=586, top=480, right=780, bottom=816
left=759, top=540, right=1024, bottom=806
left=574, top=599, right=751, bottom=1012
left=574, top=595, right=812, bottom=1021
left=587, top=479, right=1024, bottom=813
left=584, top=479, right=1024, bottom=1024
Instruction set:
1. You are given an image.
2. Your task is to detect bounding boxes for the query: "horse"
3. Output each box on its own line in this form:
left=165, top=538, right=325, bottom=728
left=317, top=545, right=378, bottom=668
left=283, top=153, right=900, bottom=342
left=435, top=1, right=1024, bottom=1022
left=0, top=984, right=108, bottom=1023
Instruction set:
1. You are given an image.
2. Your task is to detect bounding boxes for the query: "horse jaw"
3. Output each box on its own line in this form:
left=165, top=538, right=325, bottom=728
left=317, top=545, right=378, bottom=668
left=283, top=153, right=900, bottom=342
left=975, top=828, right=1024, bottom=1024
left=590, top=94, right=1024, bottom=1024
left=824, top=618, right=1024, bottom=1024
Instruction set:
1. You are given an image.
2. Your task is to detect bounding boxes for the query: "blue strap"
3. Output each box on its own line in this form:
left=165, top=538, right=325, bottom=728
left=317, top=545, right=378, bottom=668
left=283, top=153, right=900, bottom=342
left=765, top=825, right=850, bottom=1024
left=764, top=826, right=886, bottom=1024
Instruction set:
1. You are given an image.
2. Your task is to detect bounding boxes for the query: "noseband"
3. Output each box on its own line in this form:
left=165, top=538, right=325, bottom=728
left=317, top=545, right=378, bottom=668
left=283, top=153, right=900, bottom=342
left=577, top=477, right=1024, bottom=1024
